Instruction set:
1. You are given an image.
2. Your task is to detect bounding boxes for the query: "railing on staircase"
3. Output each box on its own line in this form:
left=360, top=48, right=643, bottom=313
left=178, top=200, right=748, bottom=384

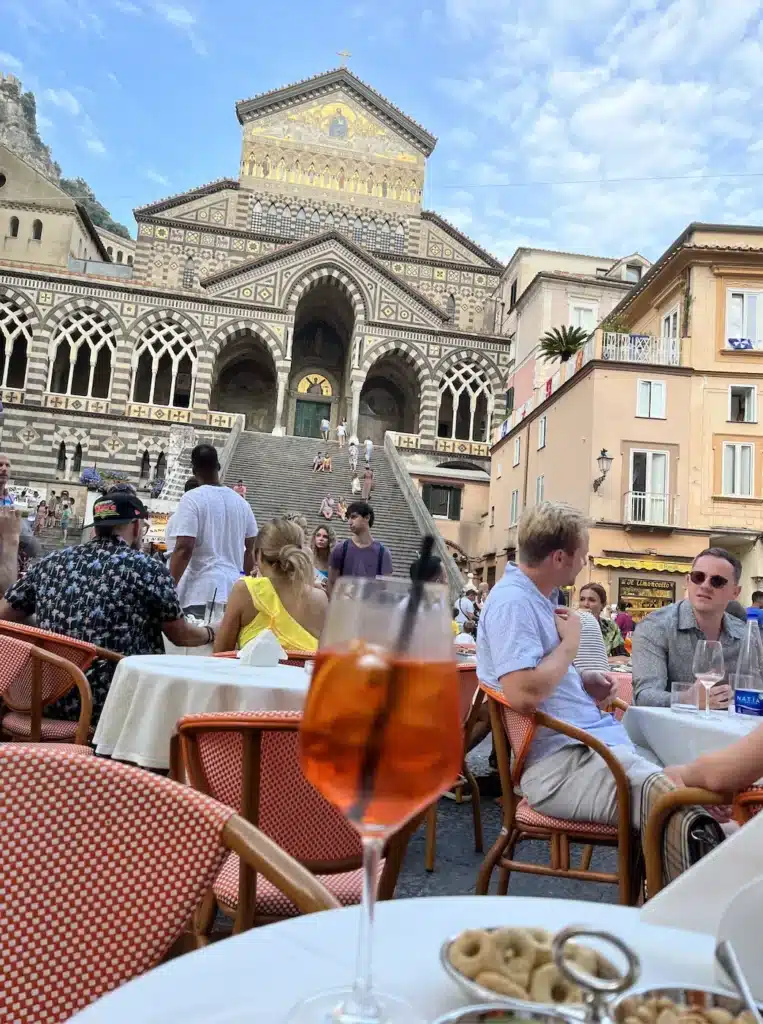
left=383, top=432, right=464, bottom=600
left=218, top=413, right=246, bottom=483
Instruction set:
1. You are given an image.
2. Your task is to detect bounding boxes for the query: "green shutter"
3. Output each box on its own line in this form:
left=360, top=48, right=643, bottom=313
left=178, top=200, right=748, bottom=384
left=449, top=487, right=462, bottom=521
left=422, top=483, right=432, bottom=512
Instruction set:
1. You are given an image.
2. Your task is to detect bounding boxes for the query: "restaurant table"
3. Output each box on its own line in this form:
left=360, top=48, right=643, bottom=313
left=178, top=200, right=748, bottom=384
left=623, top=705, right=760, bottom=766
left=93, top=654, right=310, bottom=770
left=70, top=895, right=719, bottom=1023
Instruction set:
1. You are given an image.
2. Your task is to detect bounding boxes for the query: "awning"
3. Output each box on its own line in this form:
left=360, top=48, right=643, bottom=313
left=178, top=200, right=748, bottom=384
left=594, top=556, right=691, bottom=574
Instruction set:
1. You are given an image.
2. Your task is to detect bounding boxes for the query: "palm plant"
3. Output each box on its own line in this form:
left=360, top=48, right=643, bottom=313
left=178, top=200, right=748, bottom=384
left=538, top=325, right=590, bottom=363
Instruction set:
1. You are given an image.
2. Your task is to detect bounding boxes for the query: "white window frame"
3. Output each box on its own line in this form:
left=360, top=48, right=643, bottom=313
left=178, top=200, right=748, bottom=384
left=628, top=448, right=670, bottom=524
left=725, top=289, right=763, bottom=350
left=728, top=384, right=757, bottom=424
left=568, top=300, right=598, bottom=333
left=722, top=442, right=755, bottom=497
left=512, top=435, right=521, bottom=467
left=537, top=415, right=547, bottom=449
left=510, top=489, right=519, bottom=526
left=636, top=378, right=666, bottom=419
left=625, top=263, right=643, bottom=283
left=662, top=306, right=679, bottom=340
left=535, top=474, right=545, bottom=505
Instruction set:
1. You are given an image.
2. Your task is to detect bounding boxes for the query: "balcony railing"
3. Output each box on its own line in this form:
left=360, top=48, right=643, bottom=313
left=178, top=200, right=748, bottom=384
left=603, top=332, right=681, bottom=366
left=624, top=491, right=678, bottom=527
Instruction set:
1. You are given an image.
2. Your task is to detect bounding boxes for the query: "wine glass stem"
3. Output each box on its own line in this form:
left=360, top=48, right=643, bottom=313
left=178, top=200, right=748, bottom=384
left=346, top=835, right=384, bottom=1021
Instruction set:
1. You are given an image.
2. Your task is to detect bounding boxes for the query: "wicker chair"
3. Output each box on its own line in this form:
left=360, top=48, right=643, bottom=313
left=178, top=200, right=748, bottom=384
left=0, top=745, right=338, bottom=1024
left=0, top=634, right=92, bottom=745
left=176, top=710, right=417, bottom=940
left=476, top=685, right=640, bottom=905
left=424, top=665, right=484, bottom=871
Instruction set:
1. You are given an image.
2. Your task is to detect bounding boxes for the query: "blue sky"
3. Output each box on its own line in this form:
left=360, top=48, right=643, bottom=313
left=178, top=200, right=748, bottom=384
left=2, top=0, right=763, bottom=264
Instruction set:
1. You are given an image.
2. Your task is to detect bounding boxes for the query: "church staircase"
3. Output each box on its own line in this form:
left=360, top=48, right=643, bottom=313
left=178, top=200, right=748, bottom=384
left=223, top=431, right=426, bottom=579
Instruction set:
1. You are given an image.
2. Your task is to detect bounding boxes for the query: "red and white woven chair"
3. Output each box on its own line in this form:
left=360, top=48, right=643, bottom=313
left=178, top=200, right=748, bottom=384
left=476, top=684, right=640, bottom=906
left=0, top=619, right=123, bottom=667
left=0, top=634, right=93, bottom=745
left=1, top=744, right=338, bottom=1024
left=176, top=710, right=417, bottom=940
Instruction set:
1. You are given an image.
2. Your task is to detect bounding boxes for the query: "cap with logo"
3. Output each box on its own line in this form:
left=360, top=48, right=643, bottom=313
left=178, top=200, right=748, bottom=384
left=86, top=492, right=150, bottom=528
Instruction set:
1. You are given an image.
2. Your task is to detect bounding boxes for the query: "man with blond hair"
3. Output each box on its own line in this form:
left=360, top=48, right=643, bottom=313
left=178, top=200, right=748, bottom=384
left=477, top=502, right=714, bottom=836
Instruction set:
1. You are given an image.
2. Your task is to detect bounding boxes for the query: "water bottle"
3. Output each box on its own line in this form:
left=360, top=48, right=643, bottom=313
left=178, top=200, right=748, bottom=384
left=731, top=608, right=763, bottom=716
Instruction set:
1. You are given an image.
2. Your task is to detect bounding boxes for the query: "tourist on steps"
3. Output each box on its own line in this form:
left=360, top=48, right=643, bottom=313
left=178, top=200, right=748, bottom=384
left=336, top=419, right=347, bottom=447
left=312, top=452, right=323, bottom=472
left=348, top=441, right=359, bottom=473
left=320, top=416, right=330, bottom=441
left=232, top=479, right=247, bottom=498
left=214, top=518, right=327, bottom=654
left=364, top=436, right=373, bottom=462
left=350, top=473, right=361, bottom=495
left=327, top=500, right=393, bottom=597
left=319, top=494, right=335, bottom=520
left=361, top=463, right=375, bottom=501
left=311, top=523, right=335, bottom=590
left=169, top=444, right=258, bottom=618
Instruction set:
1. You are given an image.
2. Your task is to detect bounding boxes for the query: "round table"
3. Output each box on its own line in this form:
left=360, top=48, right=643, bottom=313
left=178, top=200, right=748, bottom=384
left=93, top=655, right=310, bottom=769
left=623, top=705, right=760, bottom=766
left=69, top=895, right=718, bottom=1023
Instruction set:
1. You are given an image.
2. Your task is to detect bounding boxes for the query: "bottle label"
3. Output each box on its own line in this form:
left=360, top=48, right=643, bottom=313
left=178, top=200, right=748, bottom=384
left=735, top=689, right=763, bottom=716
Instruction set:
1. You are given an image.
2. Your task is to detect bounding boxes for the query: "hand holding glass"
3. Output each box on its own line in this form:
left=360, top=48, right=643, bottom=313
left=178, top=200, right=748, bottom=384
left=292, top=576, right=462, bottom=1024
left=692, top=640, right=725, bottom=717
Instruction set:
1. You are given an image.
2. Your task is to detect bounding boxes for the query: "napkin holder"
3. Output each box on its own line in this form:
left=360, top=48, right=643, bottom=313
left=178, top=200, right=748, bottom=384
left=238, top=629, right=287, bottom=667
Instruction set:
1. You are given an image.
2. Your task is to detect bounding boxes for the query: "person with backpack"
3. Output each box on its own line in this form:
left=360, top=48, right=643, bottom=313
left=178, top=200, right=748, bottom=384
left=327, top=500, right=392, bottom=596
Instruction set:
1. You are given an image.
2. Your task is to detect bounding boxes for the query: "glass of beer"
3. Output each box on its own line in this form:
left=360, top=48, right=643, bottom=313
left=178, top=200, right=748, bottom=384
left=289, top=576, right=462, bottom=1024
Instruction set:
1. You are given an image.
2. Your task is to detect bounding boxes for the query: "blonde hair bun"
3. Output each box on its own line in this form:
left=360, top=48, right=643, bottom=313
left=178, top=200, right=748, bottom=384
left=258, top=518, right=313, bottom=588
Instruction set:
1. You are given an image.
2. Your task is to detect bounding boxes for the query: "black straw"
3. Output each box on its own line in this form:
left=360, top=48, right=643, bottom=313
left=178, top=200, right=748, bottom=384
left=348, top=535, right=436, bottom=823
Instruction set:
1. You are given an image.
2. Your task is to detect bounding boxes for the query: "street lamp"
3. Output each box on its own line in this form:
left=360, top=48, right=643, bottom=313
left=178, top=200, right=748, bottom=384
left=593, top=448, right=614, bottom=492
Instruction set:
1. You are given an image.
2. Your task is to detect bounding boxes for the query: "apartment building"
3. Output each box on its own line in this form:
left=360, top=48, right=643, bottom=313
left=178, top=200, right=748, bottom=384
left=477, top=222, right=763, bottom=611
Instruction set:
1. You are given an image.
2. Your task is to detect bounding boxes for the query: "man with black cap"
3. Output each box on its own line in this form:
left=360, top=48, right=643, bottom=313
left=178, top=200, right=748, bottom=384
left=0, top=489, right=212, bottom=726
left=170, top=443, right=258, bottom=617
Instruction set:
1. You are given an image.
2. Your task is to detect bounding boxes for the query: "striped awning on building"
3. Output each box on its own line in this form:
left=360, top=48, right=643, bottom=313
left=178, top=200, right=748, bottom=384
left=594, top=556, right=691, bottom=574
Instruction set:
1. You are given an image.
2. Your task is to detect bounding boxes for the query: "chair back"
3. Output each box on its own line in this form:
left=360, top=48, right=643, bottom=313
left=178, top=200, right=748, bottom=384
left=458, top=665, right=479, bottom=725
left=0, top=745, right=234, bottom=1024
left=179, top=711, right=362, bottom=872
left=479, top=683, right=536, bottom=786
left=615, top=673, right=633, bottom=707
left=0, top=622, right=96, bottom=714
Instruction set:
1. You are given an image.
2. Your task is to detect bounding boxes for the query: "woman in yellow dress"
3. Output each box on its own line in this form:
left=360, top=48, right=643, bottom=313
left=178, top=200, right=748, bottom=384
left=213, top=518, right=328, bottom=654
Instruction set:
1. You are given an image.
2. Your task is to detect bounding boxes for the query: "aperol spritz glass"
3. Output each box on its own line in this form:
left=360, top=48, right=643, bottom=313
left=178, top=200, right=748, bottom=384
left=289, top=576, right=462, bottom=1024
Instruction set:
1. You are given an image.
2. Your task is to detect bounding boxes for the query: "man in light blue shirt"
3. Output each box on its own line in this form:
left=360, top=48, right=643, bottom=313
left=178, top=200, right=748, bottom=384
left=477, top=501, right=660, bottom=829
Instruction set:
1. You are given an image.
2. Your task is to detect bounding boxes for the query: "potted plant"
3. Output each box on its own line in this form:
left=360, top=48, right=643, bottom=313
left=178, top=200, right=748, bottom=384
left=538, top=325, right=590, bottom=363
left=79, top=467, right=103, bottom=491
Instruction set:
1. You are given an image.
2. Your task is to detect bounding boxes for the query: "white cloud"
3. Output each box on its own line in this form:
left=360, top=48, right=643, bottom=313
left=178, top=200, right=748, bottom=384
left=0, top=52, right=23, bottom=73
left=107, top=72, right=120, bottom=86
left=154, top=3, right=206, bottom=54
left=85, top=137, right=107, bottom=156
left=145, top=169, right=170, bottom=186
left=444, top=127, right=477, bottom=148
left=113, top=0, right=142, bottom=11
left=44, top=88, right=81, bottom=116
left=436, top=0, right=763, bottom=260
left=37, top=114, right=54, bottom=131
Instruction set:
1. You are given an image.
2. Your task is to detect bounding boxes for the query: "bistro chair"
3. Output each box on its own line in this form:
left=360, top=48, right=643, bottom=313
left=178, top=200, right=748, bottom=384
left=176, top=710, right=417, bottom=940
left=424, top=664, right=484, bottom=871
left=476, top=685, right=640, bottom=906
left=0, top=635, right=92, bottom=745
left=0, top=745, right=338, bottom=1024
left=0, top=620, right=123, bottom=667
left=643, top=784, right=763, bottom=896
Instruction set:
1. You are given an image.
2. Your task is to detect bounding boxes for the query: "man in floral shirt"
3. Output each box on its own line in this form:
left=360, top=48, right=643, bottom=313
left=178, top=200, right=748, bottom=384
left=0, top=491, right=212, bottom=725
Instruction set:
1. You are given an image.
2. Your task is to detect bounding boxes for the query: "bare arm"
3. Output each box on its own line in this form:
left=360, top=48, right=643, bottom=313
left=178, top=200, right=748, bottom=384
left=327, top=565, right=339, bottom=599
left=0, top=598, right=27, bottom=621
left=213, top=580, right=248, bottom=653
left=499, top=609, right=581, bottom=714
left=169, top=535, right=195, bottom=586
left=243, top=536, right=256, bottom=577
left=668, top=723, right=763, bottom=793
left=162, top=617, right=211, bottom=647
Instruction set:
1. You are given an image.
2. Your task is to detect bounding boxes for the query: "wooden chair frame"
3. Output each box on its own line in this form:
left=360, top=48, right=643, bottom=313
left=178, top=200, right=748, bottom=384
left=642, top=784, right=763, bottom=897
left=424, top=678, right=484, bottom=872
left=176, top=714, right=420, bottom=937
left=476, top=688, right=638, bottom=905
left=0, top=646, right=93, bottom=745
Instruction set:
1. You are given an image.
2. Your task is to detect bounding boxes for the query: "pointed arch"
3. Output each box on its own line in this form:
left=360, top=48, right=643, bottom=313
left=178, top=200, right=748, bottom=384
left=131, top=319, right=198, bottom=408
left=379, top=221, right=391, bottom=252
left=281, top=205, right=292, bottom=237
left=250, top=200, right=263, bottom=231
left=266, top=203, right=278, bottom=233
left=47, top=308, right=117, bottom=399
left=56, top=441, right=67, bottom=475
left=295, top=208, right=307, bottom=238
left=72, top=442, right=82, bottom=474
left=154, top=451, right=167, bottom=480
left=352, top=216, right=363, bottom=244
left=310, top=210, right=321, bottom=234
left=284, top=265, right=370, bottom=324
left=9, top=216, right=19, bottom=238
left=139, top=449, right=151, bottom=481
left=182, top=256, right=195, bottom=289
left=0, top=291, right=33, bottom=390
left=436, top=358, right=495, bottom=443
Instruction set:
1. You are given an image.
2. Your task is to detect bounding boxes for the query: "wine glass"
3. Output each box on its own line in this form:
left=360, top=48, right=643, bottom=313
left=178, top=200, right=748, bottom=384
left=692, top=640, right=725, bottom=717
left=289, top=575, right=462, bottom=1024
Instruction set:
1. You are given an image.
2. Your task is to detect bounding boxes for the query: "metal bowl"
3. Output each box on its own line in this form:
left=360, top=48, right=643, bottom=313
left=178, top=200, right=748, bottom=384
left=432, top=1002, right=583, bottom=1024
left=613, top=985, right=761, bottom=1021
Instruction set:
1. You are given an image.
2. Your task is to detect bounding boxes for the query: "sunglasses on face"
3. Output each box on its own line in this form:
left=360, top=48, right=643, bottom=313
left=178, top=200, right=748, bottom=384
left=689, top=570, right=729, bottom=589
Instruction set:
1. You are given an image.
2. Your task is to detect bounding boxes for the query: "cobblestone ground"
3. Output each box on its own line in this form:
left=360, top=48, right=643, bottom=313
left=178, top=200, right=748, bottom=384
left=395, top=744, right=619, bottom=903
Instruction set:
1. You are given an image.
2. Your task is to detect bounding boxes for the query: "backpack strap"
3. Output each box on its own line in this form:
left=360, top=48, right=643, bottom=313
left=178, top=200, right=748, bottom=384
left=376, top=543, right=385, bottom=576
left=338, top=538, right=351, bottom=576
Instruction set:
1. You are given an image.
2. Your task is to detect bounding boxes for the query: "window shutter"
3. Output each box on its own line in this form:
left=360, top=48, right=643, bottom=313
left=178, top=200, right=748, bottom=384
left=422, top=484, right=432, bottom=511
left=449, top=487, right=462, bottom=521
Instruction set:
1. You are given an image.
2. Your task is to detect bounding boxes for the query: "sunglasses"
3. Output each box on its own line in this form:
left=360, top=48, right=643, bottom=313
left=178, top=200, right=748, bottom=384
left=689, top=570, right=730, bottom=589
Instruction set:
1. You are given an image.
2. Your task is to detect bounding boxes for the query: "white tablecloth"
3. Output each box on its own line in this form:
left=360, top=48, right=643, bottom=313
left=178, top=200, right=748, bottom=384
left=624, top=705, right=760, bottom=766
left=70, top=895, right=718, bottom=1023
left=93, top=655, right=310, bottom=769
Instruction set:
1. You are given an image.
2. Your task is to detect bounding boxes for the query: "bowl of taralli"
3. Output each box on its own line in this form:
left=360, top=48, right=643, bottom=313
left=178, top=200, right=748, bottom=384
left=441, top=926, right=623, bottom=1009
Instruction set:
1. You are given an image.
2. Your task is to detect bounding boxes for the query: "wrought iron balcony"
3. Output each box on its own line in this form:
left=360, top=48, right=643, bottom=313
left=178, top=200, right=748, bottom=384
left=603, top=332, right=681, bottom=366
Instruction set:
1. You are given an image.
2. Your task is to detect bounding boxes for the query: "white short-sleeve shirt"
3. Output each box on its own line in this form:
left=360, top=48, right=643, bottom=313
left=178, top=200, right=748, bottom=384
left=171, top=484, right=258, bottom=608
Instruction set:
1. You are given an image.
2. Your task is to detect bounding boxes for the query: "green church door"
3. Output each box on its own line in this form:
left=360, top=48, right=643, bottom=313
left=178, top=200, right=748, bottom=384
left=294, top=400, right=327, bottom=438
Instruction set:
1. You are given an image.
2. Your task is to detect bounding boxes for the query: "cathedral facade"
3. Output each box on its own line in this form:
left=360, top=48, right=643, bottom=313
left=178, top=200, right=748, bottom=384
left=0, top=69, right=511, bottom=486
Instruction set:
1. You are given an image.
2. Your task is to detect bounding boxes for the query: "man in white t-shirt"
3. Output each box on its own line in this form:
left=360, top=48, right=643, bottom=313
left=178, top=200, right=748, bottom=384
left=169, top=445, right=258, bottom=616
left=455, top=585, right=477, bottom=625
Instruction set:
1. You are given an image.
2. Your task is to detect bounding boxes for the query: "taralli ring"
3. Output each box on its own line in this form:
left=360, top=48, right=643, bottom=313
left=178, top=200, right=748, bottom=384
left=530, top=962, right=583, bottom=1005
left=448, top=930, right=499, bottom=980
